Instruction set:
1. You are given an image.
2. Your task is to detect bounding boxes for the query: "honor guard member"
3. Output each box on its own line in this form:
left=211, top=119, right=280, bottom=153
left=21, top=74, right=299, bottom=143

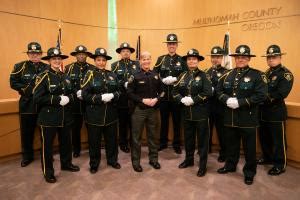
left=33, top=47, right=80, bottom=183
left=205, top=46, right=228, bottom=161
left=258, top=45, right=293, bottom=175
left=216, top=45, right=267, bottom=185
left=65, top=45, right=94, bottom=158
left=111, top=42, right=140, bottom=153
left=127, top=51, right=162, bottom=172
left=82, top=48, right=121, bottom=174
left=10, top=42, right=49, bottom=167
left=173, top=49, right=213, bottom=177
left=154, top=33, right=188, bottom=154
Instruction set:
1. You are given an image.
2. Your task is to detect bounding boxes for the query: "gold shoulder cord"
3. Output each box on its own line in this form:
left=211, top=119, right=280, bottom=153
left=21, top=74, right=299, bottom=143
left=81, top=70, right=93, bottom=88
left=174, top=72, right=187, bottom=87
left=153, top=56, right=166, bottom=68
left=32, top=73, right=48, bottom=93
left=66, top=63, right=75, bottom=75
left=112, top=62, right=120, bottom=72
left=11, top=62, right=26, bottom=75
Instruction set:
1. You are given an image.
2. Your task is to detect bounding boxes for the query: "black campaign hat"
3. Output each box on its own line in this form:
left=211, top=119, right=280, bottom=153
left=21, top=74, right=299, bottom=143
left=229, top=45, right=256, bottom=57
left=24, top=42, right=43, bottom=53
left=182, top=48, right=205, bottom=61
left=41, top=47, right=68, bottom=60
left=262, top=44, right=286, bottom=57
left=207, top=46, right=224, bottom=56
left=163, top=33, right=181, bottom=43
left=70, top=45, right=92, bottom=56
left=89, top=48, right=112, bottom=60
left=116, top=42, right=135, bottom=53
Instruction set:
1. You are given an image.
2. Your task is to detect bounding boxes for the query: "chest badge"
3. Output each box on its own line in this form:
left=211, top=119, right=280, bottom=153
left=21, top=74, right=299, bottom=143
left=195, top=76, right=201, bottom=81
left=176, top=62, right=181, bottom=66
left=271, top=76, right=277, bottom=81
left=244, top=77, right=251, bottom=82
left=217, top=73, right=222, bottom=77
left=154, top=75, right=158, bottom=80
left=109, top=76, right=114, bottom=80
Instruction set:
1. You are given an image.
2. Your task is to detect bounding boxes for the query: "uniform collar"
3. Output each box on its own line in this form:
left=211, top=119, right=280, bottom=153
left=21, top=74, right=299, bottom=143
left=236, top=65, right=249, bottom=72
left=49, top=67, right=62, bottom=75
left=270, top=64, right=282, bottom=71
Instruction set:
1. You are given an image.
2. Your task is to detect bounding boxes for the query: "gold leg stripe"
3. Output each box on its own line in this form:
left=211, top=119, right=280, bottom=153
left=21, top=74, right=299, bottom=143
left=41, top=126, right=46, bottom=175
left=282, top=122, right=287, bottom=169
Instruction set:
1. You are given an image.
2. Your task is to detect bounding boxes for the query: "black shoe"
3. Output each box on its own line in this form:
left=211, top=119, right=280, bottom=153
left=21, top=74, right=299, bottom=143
left=21, top=159, right=33, bottom=167
left=158, top=145, right=168, bottom=151
left=244, top=176, right=254, bottom=185
left=217, top=167, right=236, bottom=174
left=90, top=167, right=98, bottom=174
left=174, top=147, right=182, bottom=154
left=268, top=167, right=285, bottom=176
left=149, top=161, right=161, bottom=169
left=44, top=174, right=56, bottom=183
left=133, top=165, right=143, bottom=172
left=73, top=152, right=80, bottom=158
left=178, top=160, right=194, bottom=169
left=197, top=168, right=207, bottom=177
left=120, top=145, right=130, bottom=153
left=108, top=162, right=121, bottom=169
left=256, top=158, right=272, bottom=165
left=217, top=156, right=225, bottom=163
left=61, top=164, right=80, bottom=172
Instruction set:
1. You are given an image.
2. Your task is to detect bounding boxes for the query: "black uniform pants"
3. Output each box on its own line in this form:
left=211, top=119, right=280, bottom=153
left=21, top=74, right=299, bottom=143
left=224, top=126, right=257, bottom=178
left=184, top=119, right=209, bottom=170
left=259, top=121, right=287, bottom=169
left=87, top=122, right=118, bottom=169
left=209, top=113, right=226, bottom=157
left=20, top=114, right=38, bottom=160
left=118, top=108, right=132, bottom=147
left=131, top=107, right=159, bottom=166
left=159, top=101, right=181, bottom=147
left=72, top=114, right=84, bottom=154
left=40, top=125, right=72, bottom=176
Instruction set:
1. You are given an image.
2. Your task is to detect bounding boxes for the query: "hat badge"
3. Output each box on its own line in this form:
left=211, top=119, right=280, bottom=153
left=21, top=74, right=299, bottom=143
left=124, top=43, right=128, bottom=47
left=269, top=48, right=273, bottom=53
left=54, top=49, right=59, bottom=55
left=31, top=45, right=36, bottom=50
left=100, top=49, right=105, bottom=54
left=78, top=46, right=83, bottom=51
left=240, top=47, right=245, bottom=53
left=189, top=49, right=194, bottom=55
left=213, top=48, right=217, bottom=53
left=170, top=35, right=174, bottom=41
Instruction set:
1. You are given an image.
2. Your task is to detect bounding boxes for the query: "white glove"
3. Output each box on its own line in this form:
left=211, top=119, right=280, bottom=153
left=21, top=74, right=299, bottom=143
left=124, top=82, right=128, bottom=89
left=101, top=93, right=114, bottom=103
left=212, top=87, right=215, bottom=93
left=162, top=77, right=169, bottom=85
left=181, top=97, right=188, bottom=105
left=226, top=97, right=239, bottom=109
left=76, top=90, right=83, bottom=100
left=185, top=96, right=194, bottom=106
left=169, top=76, right=177, bottom=84
left=59, top=95, right=70, bottom=106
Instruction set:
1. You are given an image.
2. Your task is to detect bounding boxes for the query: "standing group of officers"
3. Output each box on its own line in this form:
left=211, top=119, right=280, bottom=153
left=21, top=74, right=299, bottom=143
left=10, top=33, right=293, bottom=185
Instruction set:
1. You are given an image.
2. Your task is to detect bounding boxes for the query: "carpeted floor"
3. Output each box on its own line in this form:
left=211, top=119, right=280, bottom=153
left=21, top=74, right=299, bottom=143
left=0, top=147, right=300, bottom=200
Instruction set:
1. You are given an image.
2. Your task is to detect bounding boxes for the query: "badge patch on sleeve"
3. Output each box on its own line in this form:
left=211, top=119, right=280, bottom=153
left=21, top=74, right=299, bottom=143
left=284, top=73, right=293, bottom=81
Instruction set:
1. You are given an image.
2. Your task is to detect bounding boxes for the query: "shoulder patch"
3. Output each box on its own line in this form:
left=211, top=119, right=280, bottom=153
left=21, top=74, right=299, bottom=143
left=284, top=72, right=293, bottom=81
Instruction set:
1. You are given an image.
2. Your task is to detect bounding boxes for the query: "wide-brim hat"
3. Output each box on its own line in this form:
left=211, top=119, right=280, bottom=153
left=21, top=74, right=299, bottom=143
left=116, top=42, right=135, bottom=53
left=89, top=48, right=112, bottom=60
left=207, top=46, right=224, bottom=56
left=70, top=45, right=92, bottom=56
left=261, top=44, right=286, bottom=57
left=24, top=42, right=43, bottom=53
left=163, top=33, right=181, bottom=43
left=229, top=45, right=256, bottom=57
left=41, top=47, right=69, bottom=60
left=182, top=48, right=205, bottom=61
